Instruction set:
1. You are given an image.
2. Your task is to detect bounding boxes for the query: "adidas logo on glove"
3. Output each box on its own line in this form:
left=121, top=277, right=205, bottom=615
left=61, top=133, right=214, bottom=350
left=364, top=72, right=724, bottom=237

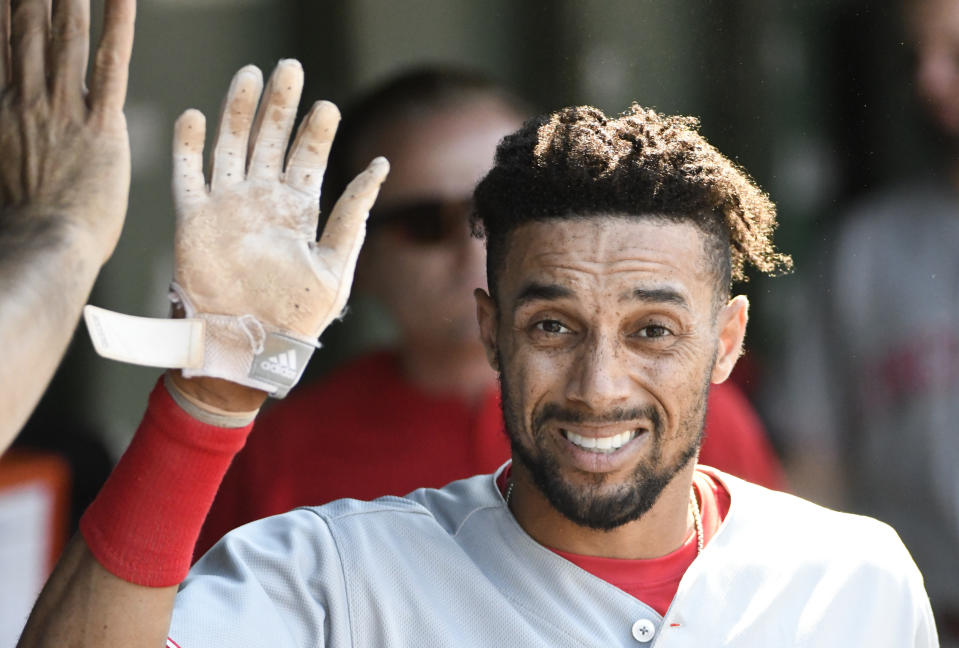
left=249, top=333, right=316, bottom=393
left=259, top=349, right=298, bottom=380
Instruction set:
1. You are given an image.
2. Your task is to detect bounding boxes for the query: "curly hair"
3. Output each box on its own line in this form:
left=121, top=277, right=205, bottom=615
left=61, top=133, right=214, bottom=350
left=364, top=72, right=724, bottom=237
left=473, top=104, right=792, bottom=303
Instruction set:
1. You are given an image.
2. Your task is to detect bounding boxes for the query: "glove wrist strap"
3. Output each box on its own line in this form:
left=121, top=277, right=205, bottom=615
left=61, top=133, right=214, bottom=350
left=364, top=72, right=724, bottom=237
left=82, top=285, right=318, bottom=399
left=169, top=283, right=318, bottom=398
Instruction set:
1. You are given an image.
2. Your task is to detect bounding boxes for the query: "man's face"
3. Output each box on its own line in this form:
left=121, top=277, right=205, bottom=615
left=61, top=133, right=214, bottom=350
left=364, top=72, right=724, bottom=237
left=477, top=217, right=746, bottom=530
left=358, top=99, right=523, bottom=350
left=910, top=0, right=959, bottom=137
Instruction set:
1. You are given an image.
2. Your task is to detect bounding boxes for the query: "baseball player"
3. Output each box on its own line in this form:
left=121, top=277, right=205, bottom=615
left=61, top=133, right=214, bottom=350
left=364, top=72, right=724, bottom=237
left=195, top=67, right=787, bottom=560
left=19, top=54, right=938, bottom=648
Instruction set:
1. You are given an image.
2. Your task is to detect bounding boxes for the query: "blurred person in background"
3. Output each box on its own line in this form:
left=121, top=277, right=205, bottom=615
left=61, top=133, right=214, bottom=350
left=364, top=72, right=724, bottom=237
left=197, top=66, right=786, bottom=557
left=765, top=0, right=959, bottom=642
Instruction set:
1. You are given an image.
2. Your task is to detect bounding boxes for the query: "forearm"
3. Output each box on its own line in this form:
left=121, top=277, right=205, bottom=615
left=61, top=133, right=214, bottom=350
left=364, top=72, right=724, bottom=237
left=17, top=534, right=176, bottom=648
left=0, top=212, right=106, bottom=451
left=18, top=374, right=258, bottom=646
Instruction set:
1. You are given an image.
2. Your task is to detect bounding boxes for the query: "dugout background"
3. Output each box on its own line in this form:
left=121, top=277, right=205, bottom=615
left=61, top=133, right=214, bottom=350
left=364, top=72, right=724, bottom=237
left=12, top=0, right=934, bottom=514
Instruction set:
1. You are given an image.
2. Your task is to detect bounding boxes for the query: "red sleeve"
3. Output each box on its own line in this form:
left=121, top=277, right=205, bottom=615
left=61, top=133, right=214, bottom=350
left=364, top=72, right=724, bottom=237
left=193, top=431, right=255, bottom=560
left=82, top=378, right=252, bottom=586
left=194, top=357, right=372, bottom=561
left=699, top=381, right=787, bottom=490
left=194, top=403, right=284, bottom=561
left=194, top=366, right=345, bottom=561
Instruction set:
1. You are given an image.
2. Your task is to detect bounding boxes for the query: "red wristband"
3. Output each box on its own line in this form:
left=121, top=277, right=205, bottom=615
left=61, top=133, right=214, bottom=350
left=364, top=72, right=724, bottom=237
left=80, top=377, right=252, bottom=587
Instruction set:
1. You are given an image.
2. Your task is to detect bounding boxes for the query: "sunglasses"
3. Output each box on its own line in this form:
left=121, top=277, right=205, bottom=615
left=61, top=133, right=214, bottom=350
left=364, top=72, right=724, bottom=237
left=370, top=198, right=473, bottom=245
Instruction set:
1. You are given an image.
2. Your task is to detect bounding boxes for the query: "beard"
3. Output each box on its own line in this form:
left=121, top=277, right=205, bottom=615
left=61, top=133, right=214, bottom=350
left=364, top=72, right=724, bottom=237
left=498, top=353, right=709, bottom=531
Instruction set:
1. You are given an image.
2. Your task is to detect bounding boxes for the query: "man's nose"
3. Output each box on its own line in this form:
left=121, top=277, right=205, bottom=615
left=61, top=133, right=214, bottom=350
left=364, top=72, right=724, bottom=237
left=565, top=333, right=633, bottom=408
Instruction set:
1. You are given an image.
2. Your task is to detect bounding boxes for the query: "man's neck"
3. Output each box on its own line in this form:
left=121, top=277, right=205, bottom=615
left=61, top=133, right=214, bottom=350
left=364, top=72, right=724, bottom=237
left=397, top=339, right=496, bottom=404
left=507, top=461, right=698, bottom=560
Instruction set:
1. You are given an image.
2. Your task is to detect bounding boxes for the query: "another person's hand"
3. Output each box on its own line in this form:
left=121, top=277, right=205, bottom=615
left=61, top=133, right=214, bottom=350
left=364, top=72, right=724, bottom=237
left=0, top=0, right=135, bottom=450
left=0, top=0, right=135, bottom=264
left=167, top=60, right=388, bottom=407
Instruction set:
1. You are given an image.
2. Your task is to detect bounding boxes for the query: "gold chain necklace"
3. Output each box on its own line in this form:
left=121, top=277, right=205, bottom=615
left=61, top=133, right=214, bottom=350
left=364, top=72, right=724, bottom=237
left=504, top=482, right=704, bottom=556
left=689, top=487, right=703, bottom=555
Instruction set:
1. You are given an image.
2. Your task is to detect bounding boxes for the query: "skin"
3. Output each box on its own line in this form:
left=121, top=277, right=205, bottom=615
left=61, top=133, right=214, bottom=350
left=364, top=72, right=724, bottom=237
left=17, top=58, right=388, bottom=647
left=0, top=0, right=135, bottom=453
left=20, top=214, right=742, bottom=643
left=906, top=0, right=959, bottom=191
left=355, top=98, right=523, bottom=401
left=909, top=0, right=959, bottom=141
left=15, top=42, right=743, bottom=637
left=476, top=217, right=748, bottom=559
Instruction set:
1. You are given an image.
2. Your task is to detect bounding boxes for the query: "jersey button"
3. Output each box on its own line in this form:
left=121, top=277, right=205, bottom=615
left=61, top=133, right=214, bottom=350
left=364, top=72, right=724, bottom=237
left=631, top=618, right=656, bottom=642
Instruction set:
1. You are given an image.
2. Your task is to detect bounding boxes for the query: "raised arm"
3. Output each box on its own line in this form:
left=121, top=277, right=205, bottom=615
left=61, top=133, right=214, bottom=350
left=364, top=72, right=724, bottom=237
left=0, top=0, right=134, bottom=452
left=17, top=60, right=388, bottom=647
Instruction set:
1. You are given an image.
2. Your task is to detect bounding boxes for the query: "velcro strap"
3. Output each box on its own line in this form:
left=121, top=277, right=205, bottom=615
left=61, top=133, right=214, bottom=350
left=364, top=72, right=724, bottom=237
left=84, top=305, right=205, bottom=369
left=83, top=302, right=317, bottom=399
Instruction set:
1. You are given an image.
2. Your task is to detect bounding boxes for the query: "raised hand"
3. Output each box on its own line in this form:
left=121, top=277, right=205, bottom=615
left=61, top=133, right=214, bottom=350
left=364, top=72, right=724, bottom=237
left=0, top=0, right=135, bottom=450
left=168, top=60, right=388, bottom=398
left=173, top=60, right=388, bottom=339
left=0, top=0, right=135, bottom=264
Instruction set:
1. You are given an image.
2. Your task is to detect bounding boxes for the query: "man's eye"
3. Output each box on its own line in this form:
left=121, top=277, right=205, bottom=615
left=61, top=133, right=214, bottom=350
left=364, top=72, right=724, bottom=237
left=637, top=325, right=672, bottom=338
left=535, top=320, right=571, bottom=335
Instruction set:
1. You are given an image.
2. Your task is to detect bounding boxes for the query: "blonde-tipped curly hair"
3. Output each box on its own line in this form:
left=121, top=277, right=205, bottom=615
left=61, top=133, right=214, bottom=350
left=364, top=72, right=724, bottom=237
left=473, top=104, right=792, bottom=301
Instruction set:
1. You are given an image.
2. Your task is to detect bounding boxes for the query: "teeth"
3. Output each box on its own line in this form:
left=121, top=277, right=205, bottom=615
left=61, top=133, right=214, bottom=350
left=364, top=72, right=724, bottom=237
left=565, top=429, right=636, bottom=453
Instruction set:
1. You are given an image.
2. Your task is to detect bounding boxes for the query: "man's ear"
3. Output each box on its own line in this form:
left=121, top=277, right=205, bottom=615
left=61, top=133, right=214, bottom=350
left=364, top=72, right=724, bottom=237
left=711, top=295, right=749, bottom=384
left=475, top=288, right=499, bottom=371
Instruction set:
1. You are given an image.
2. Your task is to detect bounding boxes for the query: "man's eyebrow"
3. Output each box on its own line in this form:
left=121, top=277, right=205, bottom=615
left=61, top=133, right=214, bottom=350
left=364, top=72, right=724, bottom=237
left=627, top=288, right=689, bottom=308
left=512, top=282, right=573, bottom=309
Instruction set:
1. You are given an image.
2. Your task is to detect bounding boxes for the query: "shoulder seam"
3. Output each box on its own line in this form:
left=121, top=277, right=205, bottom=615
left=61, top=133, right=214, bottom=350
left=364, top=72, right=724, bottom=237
left=297, top=499, right=432, bottom=524
left=452, top=503, right=502, bottom=537
left=312, top=510, right=357, bottom=648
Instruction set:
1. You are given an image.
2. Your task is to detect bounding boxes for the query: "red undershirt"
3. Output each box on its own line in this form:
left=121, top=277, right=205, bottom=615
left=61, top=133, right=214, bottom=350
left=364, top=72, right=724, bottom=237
left=497, top=466, right=730, bottom=617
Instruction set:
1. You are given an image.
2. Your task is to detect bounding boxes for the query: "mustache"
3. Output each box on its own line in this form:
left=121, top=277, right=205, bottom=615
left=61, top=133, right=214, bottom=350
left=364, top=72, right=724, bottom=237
left=533, top=402, right=662, bottom=435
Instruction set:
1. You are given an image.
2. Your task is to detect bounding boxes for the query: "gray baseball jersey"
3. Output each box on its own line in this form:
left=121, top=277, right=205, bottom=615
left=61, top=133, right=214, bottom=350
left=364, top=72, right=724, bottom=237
left=168, top=466, right=937, bottom=647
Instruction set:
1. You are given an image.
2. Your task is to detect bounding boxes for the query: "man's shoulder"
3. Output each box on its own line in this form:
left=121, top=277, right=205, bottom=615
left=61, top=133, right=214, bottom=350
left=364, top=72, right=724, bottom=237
left=682, top=470, right=935, bottom=645
left=300, top=471, right=502, bottom=535
left=197, top=471, right=502, bottom=575
left=716, top=470, right=916, bottom=569
left=838, top=177, right=956, bottom=242
left=846, top=176, right=954, bottom=214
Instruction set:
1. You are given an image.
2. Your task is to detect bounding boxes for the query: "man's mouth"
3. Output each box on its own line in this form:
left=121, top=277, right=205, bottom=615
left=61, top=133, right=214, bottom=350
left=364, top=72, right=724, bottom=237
left=561, top=429, right=639, bottom=454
